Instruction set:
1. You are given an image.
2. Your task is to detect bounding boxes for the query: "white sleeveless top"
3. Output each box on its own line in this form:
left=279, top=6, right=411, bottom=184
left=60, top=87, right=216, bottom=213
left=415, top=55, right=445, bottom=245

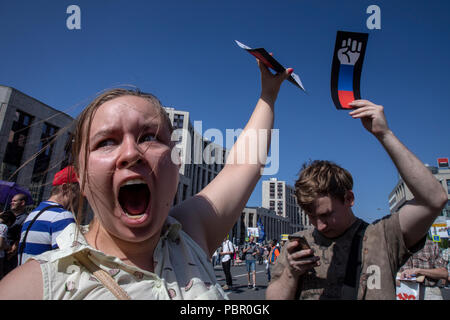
left=32, top=216, right=228, bottom=300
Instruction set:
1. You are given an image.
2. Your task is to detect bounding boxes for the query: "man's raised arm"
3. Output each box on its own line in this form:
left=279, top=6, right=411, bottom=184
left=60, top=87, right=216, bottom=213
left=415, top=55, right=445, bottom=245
left=349, top=100, right=447, bottom=248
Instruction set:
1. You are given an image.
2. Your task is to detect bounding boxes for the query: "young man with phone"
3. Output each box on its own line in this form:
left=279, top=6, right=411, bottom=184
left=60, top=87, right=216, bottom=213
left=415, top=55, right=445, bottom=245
left=266, top=100, right=448, bottom=300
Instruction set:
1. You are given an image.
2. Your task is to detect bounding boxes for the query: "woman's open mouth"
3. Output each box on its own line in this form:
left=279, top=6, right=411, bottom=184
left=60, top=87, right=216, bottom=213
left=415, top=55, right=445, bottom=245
left=118, top=179, right=150, bottom=221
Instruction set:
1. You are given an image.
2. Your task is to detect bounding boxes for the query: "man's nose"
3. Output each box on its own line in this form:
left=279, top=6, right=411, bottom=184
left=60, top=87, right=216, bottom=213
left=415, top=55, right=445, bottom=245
left=316, top=219, right=328, bottom=232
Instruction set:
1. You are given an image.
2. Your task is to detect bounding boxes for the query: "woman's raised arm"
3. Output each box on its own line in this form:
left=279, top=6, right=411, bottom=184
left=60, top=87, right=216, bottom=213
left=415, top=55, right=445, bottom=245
left=171, top=61, right=293, bottom=256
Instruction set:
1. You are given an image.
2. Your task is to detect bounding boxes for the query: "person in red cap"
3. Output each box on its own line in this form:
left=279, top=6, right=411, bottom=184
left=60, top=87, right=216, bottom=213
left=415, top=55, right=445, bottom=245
left=15, top=166, right=79, bottom=266
left=52, top=165, right=78, bottom=187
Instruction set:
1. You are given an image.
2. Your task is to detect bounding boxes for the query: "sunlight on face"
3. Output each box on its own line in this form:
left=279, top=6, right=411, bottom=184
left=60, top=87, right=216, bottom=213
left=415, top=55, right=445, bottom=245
left=79, top=95, right=179, bottom=243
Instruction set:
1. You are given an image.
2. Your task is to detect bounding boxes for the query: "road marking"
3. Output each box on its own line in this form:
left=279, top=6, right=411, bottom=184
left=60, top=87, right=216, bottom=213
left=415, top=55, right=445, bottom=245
left=233, top=270, right=266, bottom=278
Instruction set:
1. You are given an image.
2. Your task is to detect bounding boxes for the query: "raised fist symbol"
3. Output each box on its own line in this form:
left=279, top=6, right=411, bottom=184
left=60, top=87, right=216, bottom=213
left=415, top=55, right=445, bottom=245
left=337, top=38, right=362, bottom=65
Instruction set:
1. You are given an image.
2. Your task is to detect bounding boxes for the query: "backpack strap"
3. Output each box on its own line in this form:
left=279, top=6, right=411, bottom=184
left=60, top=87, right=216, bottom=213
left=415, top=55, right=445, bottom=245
left=341, top=220, right=369, bottom=300
left=18, top=204, right=63, bottom=265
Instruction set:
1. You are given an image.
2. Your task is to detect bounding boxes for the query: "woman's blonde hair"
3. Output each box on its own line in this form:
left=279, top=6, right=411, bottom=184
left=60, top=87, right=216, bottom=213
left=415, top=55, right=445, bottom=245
left=294, top=160, right=353, bottom=214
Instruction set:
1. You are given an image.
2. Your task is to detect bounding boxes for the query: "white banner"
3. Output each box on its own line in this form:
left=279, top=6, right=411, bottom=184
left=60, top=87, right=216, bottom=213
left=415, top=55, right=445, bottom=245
left=247, top=227, right=259, bottom=238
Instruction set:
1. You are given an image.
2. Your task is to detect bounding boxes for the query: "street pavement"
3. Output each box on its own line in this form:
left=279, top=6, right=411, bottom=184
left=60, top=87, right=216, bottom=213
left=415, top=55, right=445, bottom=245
left=213, top=261, right=269, bottom=300
left=213, top=261, right=450, bottom=300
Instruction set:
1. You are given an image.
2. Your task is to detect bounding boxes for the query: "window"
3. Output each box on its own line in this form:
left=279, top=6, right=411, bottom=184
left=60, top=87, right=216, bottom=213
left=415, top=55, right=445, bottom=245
left=203, top=169, right=208, bottom=188
left=173, top=114, right=184, bottom=129
left=443, top=200, right=450, bottom=218
left=182, top=184, right=188, bottom=201
left=32, top=122, right=59, bottom=183
left=269, top=200, right=275, bottom=211
left=2, top=110, right=34, bottom=176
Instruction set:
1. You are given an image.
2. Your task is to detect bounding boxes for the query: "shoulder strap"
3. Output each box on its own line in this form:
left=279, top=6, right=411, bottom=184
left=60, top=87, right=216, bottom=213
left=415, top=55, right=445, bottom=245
left=74, top=251, right=131, bottom=300
left=228, top=241, right=234, bottom=253
left=18, top=204, right=63, bottom=265
left=341, top=221, right=369, bottom=300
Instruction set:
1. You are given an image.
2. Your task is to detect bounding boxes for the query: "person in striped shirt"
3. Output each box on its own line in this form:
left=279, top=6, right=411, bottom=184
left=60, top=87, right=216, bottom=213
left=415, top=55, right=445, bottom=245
left=18, top=166, right=79, bottom=265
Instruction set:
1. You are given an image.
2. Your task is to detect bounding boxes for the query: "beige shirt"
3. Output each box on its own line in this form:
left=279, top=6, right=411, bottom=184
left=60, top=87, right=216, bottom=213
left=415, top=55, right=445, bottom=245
left=271, top=212, right=423, bottom=300
left=32, top=216, right=228, bottom=300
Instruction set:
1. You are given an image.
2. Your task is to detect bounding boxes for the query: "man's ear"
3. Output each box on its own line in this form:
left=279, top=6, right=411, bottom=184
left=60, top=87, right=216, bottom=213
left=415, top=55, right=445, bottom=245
left=61, top=183, right=70, bottom=195
left=344, top=190, right=355, bottom=207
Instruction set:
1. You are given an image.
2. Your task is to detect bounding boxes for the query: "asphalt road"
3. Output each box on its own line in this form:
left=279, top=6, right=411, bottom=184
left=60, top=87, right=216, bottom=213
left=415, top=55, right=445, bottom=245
left=213, top=261, right=450, bottom=300
left=213, top=261, right=270, bottom=300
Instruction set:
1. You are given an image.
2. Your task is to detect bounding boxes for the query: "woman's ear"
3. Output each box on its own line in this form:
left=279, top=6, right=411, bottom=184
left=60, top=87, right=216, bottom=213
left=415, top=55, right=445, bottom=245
left=344, top=190, right=355, bottom=207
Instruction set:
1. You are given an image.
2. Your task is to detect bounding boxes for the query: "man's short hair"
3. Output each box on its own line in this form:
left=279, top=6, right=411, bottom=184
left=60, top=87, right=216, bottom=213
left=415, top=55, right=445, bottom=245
left=295, top=160, right=353, bottom=214
left=13, top=193, right=26, bottom=202
left=50, top=183, right=79, bottom=197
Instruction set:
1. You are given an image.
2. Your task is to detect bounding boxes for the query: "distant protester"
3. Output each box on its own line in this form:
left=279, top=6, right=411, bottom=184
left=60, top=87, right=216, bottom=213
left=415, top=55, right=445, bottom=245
left=4, top=193, right=28, bottom=276
left=220, top=237, right=235, bottom=291
left=399, top=239, right=448, bottom=300
left=0, top=211, right=16, bottom=279
left=18, top=166, right=79, bottom=265
left=243, top=235, right=258, bottom=290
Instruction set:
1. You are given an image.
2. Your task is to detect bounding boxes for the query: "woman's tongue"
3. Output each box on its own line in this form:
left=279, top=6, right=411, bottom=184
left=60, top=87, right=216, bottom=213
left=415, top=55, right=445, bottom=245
left=124, top=198, right=146, bottom=215
left=119, top=185, right=149, bottom=215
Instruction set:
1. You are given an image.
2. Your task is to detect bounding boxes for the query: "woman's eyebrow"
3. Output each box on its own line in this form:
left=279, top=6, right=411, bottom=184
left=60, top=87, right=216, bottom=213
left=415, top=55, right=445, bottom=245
left=91, top=122, right=161, bottom=141
left=90, top=128, right=118, bottom=142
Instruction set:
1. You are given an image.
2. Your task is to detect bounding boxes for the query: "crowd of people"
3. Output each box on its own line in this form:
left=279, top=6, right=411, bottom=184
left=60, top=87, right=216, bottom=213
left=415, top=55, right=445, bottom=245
left=0, top=56, right=447, bottom=300
left=213, top=236, right=287, bottom=292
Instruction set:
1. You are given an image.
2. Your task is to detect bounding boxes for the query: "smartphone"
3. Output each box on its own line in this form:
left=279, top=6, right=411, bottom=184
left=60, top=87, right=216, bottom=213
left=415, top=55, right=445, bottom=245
left=288, top=235, right=311, bottom=250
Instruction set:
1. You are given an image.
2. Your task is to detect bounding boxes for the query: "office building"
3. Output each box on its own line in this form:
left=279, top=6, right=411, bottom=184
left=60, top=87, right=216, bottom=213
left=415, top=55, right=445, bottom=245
left=229, top=206, right=290, bottom=245
left=262, top=177, right=310, bottom=233
left=0, top=85, right=74, bottom=205
left=389, top=161, right=450, bottom=219
left=164, top=107, right=227, bottom=206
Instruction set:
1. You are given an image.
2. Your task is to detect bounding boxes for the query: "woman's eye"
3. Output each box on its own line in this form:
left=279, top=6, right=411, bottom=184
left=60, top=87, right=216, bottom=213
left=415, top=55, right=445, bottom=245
left=140, top=134, right=157, bottom=143
left=96, top=139, right=116, bottom=149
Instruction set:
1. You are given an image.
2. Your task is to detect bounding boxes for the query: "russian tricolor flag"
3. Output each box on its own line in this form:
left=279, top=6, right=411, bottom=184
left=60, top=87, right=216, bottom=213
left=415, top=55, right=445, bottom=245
left=338, top=65, right=355, bottom=109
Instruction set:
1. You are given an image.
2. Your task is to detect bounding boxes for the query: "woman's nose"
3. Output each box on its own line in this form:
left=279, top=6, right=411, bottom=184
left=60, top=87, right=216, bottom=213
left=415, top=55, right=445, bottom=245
left=116, top=136, right=143, bottom=169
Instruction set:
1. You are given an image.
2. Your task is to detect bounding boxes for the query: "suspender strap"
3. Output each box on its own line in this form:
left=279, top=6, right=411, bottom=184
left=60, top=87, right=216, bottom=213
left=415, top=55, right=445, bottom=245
left=18, top=204, right=63, bottom=265
left=341, top=221, right=369, bottom=300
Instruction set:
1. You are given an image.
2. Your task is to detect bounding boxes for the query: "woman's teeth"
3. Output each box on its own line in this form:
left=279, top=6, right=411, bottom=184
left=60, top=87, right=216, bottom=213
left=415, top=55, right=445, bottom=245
left=122, top=178, right=146, bottom=186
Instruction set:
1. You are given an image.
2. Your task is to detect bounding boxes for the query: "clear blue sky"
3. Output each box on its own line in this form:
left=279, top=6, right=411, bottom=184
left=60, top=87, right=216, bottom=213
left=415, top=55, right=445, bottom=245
left=1, top=1, right=449, bottom=222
